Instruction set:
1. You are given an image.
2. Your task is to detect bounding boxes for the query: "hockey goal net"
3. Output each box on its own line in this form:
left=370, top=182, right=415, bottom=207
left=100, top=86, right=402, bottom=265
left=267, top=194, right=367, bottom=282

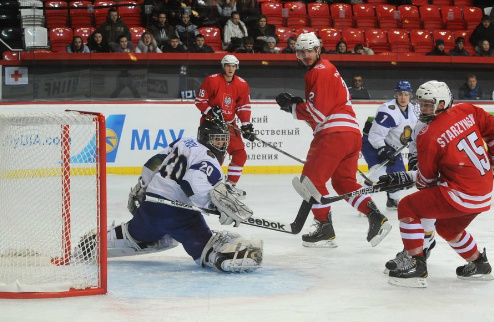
left=0, top=111, right=107, bottom=298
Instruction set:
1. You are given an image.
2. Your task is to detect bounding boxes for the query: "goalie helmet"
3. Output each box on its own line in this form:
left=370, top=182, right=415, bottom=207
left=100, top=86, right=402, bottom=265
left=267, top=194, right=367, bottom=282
left=221, top=54, right=239, bottom=69
left=415, top=80, right=453, bottom=123
left=197, top=116, right=230, bottom=163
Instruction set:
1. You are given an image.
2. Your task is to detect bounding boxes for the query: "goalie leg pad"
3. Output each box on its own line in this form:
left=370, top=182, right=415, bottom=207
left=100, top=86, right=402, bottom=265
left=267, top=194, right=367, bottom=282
left=107, top=222, right=179, bottom=258
left=210, top=182, right=253, bottom=226
left=200, top=231, right=263, bottom=273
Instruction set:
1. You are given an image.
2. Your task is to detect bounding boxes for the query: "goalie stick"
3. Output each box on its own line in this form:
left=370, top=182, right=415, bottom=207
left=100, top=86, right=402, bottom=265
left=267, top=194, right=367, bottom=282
left=292, top=175, right=414, bottom=205
left=145, top=196, right=307, bottom=234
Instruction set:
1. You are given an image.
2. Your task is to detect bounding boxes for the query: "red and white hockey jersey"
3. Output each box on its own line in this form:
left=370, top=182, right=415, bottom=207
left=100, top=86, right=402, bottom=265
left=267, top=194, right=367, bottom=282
left=416, top=103, right=494, bottom=213
left=195, top=73, right=251, bottom=125
left=293, top=58, right=360, bottom=136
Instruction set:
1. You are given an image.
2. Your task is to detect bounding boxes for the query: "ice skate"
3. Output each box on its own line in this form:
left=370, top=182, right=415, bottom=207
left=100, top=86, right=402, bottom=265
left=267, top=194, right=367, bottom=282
left=383, top=249, right=412, bottom=274
left=456, top=248, right=494, bottom=281
left=386, top=192, right=399, bottom=211
left=302, top=213, right=337, bottom=248
left=73, top=231, right=97, bottom=261
left=366, top=210, right=392, bottom=247
left=388, top=256, right=428, bottom=288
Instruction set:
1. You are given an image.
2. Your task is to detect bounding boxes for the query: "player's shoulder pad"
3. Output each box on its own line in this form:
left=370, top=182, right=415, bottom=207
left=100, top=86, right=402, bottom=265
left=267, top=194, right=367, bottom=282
left=190, top=161, right=222, bottom=186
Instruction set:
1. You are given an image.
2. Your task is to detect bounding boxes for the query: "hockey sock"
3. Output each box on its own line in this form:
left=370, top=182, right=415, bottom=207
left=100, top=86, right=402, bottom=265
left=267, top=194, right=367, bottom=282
left=448, top=230, right=478, bottom=261
left=399, top=221, right=424, bottom=255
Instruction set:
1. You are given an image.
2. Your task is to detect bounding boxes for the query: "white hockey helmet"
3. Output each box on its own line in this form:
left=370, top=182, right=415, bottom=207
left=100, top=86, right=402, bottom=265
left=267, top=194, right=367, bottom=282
left=415, top=80, right=453, bottom=123
left=221, top=54, right=239, bottom=69
left=295, top=32, right=320, bottom=51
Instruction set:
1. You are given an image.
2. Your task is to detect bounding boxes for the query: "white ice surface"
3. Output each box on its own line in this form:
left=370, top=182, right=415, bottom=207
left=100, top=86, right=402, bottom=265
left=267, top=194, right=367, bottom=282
left=1, top=174, right=493, bottom=322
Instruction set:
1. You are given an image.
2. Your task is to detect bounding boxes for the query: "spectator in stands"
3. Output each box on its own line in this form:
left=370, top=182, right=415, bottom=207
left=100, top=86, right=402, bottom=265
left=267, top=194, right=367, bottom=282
left=87, top=32, right=110, bottom=53
left=250, top=15, right=278, bottom=53
left=149, top=11, right=175, bottom=49
left=426, top=39, right=447, bottom=56
left=141, top=0, right=168, bottom=27
left=237, top=0, right=259, bottom=29
left=135, top=31, right=162, bottom=53
left=194, top=0, right=217, bottom=27
left=166, top=0, right=194, bottom=26
left=318, top=37, right=330, bottom=54
left=216, top=0, right=237, bottom=26
left=235, top=36, right=257, bottom=53
left=223, top=11, right=248, bottom=52
left=334, top=41, right=351, bottom=54
left=175, top=12, right=199, bottom=50
left=109, top=34, right=134, bottom=53
left=475, top=40, right=494, bottom=57
left=449, top=37, right=469, bottom=56
left=262, top=36, right=280, bottom=53
left=188, top=34, right=215, bottom=53
left=162, top=35, right=187, bottom=52
left=353, top=43, right=374, bottom=55
left=469, top=15, right=494, bottom=54
left=348, top=73, right=371, bottom=100
left=96, top=8, right=131, bottom=44
left=458, top=73, right=484, bottom=100
left=66, top=36, right=90, bottom=53
left=281, top=36, right=296, bottom=54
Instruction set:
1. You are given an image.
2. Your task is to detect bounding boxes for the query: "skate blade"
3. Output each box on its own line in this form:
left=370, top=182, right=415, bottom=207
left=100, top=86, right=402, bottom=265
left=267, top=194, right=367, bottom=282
left=369, top=222, right=392, bottom=247
left=457, top=274, right=494, bottom=281
left=302, top=240, right=338, bottom=248
left=386, top=206, right=397, bottom=211
left=388, top=276, right=427, bottom=288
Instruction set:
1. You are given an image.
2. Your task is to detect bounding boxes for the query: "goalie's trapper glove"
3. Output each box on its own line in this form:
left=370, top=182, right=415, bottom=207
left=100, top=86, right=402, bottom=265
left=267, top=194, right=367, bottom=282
left=276, top=93, right=303, bottom=113
left=377, top=145, right=398, bottom=166
left=241, top=123, right=256, bottom=142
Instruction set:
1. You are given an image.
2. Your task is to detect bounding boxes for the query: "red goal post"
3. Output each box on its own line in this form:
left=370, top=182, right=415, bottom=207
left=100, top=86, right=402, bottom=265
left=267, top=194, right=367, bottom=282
left=0, top=111, right=107, bottom=298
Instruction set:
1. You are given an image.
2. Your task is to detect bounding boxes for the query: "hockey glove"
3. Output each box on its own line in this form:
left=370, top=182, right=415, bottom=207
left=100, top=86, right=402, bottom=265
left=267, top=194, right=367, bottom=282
left=377, top=171, right=415, bottom=187
left=206, top=106, right=223, bottom=120
left=377, top=145, right=398, bottom=166
left=241, top=123, right=256, bottom=142
left=276, top=93, right=304, bottom=113
left=408, top=155, right=418, bottom=171
left=127, top=177, right=147, bottom=215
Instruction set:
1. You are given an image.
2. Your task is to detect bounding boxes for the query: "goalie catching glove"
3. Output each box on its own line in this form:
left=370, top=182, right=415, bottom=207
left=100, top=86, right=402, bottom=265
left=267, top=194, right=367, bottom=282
left=127, top=177, right=147, bottom=215
left=378, top=171, right=416, bottom=187
left=210, top=182, right=253, bottom=227
left=276, top=92, right=304, bottom=113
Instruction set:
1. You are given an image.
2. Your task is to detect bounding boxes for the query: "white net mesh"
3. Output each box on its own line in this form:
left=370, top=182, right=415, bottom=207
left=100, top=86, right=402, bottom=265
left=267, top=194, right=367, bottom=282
left=0, top=112, right=104, bottom=294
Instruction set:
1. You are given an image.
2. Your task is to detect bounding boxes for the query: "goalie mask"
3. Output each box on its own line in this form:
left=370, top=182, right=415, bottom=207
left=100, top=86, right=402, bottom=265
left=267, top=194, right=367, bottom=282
left=197, top=116, right=230, bottom=163
left=414, top=80, right=453, bottom=123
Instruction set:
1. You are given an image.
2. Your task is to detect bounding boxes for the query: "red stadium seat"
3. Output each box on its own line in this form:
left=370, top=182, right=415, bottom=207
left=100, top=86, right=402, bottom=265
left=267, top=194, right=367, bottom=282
left=463, top=6, right=482, bottom=30
left=454, top=30, right=474, bottom=55
left=49, top=27, right=74, bottom=52
left=366, top=0, right=387, bottom=4
left=387, top=28, right=411, bottom=53
left=419, top=5, right=443, bottom=31
left=352, top=4, right=376, bottom=29
left=94, top=1, right=115, bottom=27
left=412, top=0, right=428, bottom=6
left=376, top=4, right=399, bottom=29
left=129, top=26, right=146, bottom=47
left=69, top=1, right=93, bottom=28
left=285, top=2, right=308, bottom=28
left=261, top=2, right=284, bottom=26
left=294, top=26, right=317, bottom=37
left=431, top=0, right=451, bottom=5
left=441, top=6, right=466, bottom=31
left=409, top=29, right=433, bottom=53
left=341, top=28, right=364, bottom=49
left=398, top=5, right=421, bottom=30
left=453, top=0, right=472, bottom=6
left=44, top=1, right=69, bottom=28
left=118, top=1, right=141, bottom=27
left=198, top=26, right=221, bottom=51
left=74, top=26, right=95, bottom=44
left=319, top=28, right=341, bottom=50
left=432, top=29, right=455, bottom=50
left=330, top=3, right=353, bottom=29
left=308, top=3, right=331, bottom=29
left=275, top=26, right=296, bottom=48
left=364, top=28, right=389, bottom=53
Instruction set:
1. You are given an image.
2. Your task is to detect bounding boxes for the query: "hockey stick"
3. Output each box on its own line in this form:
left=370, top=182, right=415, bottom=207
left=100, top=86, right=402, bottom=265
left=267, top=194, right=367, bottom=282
left=358, top=143, right=410, bottom=185
left=145, top=196, right=305, bottom=234
left=292, top=175, right=414, bottom=205
left=226, top=123, right=307, bottom=165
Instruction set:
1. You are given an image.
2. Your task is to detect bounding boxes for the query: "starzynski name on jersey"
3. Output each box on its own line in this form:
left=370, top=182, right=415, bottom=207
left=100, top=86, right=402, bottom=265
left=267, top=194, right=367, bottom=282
left=434, top=114, right=476, bottom=147
left=368, top=100, right=418, bottom=151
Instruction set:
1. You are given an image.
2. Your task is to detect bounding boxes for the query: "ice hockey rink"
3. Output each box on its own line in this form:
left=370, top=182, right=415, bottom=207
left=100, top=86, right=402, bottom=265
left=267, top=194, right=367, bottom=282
left=1, top=173, right=494, bottom=322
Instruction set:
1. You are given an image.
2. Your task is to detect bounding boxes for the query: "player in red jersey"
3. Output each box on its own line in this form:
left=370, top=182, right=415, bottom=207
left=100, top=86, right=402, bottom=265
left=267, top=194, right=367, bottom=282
left=378, top=80, right=494, bottom=287
left=276, top=32, right=390, bottom=248
left=195, top=55, right=255, bottom=198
